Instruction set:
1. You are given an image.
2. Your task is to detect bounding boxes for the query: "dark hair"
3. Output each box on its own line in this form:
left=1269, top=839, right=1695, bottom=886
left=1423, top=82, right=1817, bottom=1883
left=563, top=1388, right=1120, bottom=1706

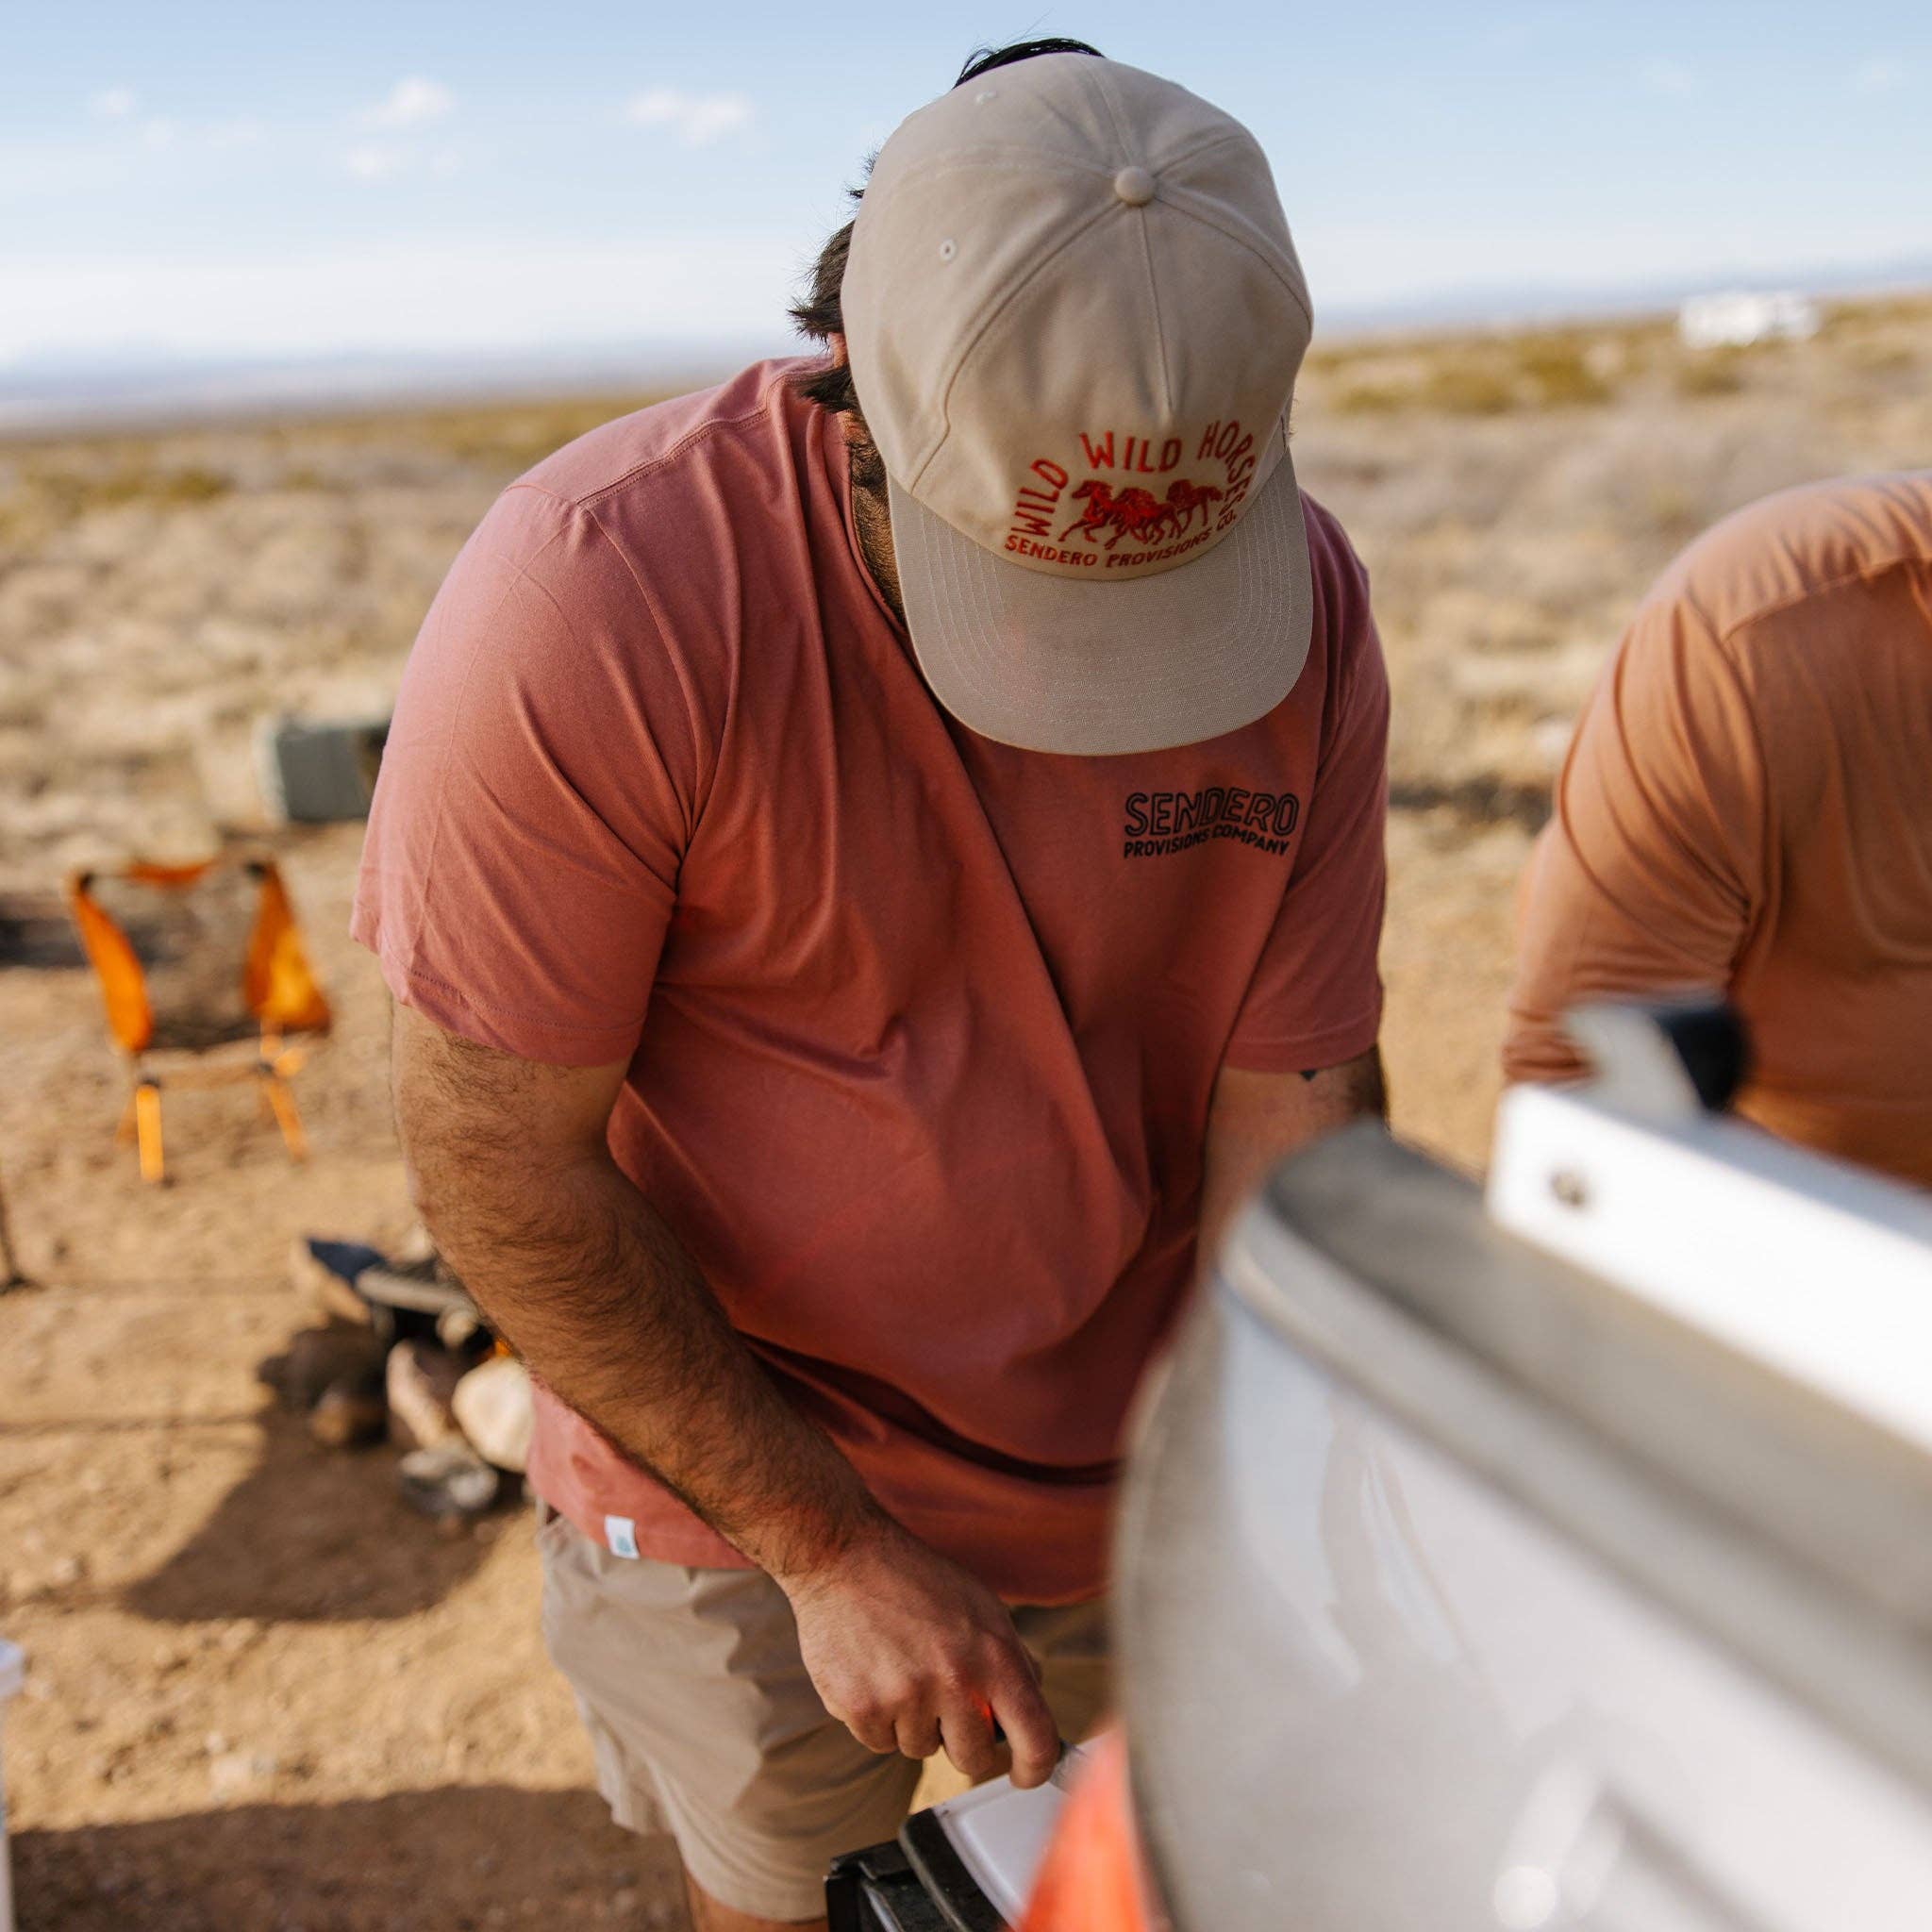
left=790, top=38, right=1104, bottom=417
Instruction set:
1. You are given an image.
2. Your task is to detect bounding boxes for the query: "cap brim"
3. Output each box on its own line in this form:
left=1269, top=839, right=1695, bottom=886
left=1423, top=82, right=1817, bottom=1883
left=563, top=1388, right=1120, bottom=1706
left=888, top=448, right=1313, bottom=757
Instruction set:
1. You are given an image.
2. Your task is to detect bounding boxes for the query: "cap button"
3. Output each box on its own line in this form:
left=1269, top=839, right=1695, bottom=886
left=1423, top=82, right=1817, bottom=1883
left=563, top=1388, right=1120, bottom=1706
left=1112, top=165, right=1156, bottom=208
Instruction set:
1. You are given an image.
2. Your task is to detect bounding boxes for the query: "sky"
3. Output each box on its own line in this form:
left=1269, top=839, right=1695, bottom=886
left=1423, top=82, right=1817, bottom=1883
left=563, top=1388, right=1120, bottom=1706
left=3, top=0, right=1930, bottom=375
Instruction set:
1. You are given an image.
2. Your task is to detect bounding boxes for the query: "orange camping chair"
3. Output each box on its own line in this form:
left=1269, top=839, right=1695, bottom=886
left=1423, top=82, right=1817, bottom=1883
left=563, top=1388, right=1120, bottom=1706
left=66, top=855, right=332, bottom=1184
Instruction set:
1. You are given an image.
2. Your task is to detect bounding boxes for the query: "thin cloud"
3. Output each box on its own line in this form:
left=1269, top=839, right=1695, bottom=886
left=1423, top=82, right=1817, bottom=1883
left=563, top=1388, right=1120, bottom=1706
left=625, top=87, right=755, bottom=147
left=205, top=119, right=265, bottom=152
left=0, top=235, right=798, bottom=364
left=343, top=142, right=461, bottom=183
left=343, top=143, right=407, bottom=182
left=1851, top=57, right=1907, bottom=93
left=362, top=77, right=455, bottom=128
left=345, top=81, right=457, bottom=182
left=1640, top=59, right=1696, bottom=97
left=80, top=91, right=264, bottom=158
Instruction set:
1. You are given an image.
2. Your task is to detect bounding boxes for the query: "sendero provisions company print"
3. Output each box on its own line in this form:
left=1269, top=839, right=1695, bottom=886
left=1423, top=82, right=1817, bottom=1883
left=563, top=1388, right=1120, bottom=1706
left=1124, top=787, right=1300, bottom=858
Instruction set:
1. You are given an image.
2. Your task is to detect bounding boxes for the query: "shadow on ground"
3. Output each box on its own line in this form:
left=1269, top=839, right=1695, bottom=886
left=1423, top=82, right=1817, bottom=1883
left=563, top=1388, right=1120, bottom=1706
left=1389, top=776, right=1552, bottom=835
left=124, top=1409, right=493, bottom=1624
left=0, top=894, right=87, bottom=970
left=12, top=1784, right=689, bottom=1932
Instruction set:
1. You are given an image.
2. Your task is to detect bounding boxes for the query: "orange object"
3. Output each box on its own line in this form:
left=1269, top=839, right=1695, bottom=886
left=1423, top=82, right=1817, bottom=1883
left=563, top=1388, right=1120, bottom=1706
left=243, top=859, right=333, bottom=1040
left=1017, top=1728, right=1165, bottom=1932
left=67, top=854, right=331, bottom=1183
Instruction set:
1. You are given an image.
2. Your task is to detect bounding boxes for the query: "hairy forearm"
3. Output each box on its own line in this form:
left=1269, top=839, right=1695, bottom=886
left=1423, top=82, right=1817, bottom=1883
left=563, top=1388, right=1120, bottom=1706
left=387, top=1012, right=1059, bottom=1785
left=408, top=1127, right=886, bottom=1583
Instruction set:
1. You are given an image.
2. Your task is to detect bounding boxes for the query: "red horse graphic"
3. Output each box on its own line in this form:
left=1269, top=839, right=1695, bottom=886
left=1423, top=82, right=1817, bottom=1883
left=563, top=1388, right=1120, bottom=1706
left=1059, top=476, right=1225, bottom=549
left=1142, top=477, right=1224, bottom=541
left=1059, top=479, right=1162, bottom=549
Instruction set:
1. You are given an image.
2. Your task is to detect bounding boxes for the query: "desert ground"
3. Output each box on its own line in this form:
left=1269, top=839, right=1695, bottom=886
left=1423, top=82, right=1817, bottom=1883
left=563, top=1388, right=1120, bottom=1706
left=1, top=293, right=1928, bottom=1928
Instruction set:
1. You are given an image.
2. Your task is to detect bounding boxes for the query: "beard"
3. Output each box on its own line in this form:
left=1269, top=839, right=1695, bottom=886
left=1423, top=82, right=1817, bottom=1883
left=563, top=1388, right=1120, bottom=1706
left=843, top=412, right=887, bottom=497
left=842, top=419, right=904, bottom=625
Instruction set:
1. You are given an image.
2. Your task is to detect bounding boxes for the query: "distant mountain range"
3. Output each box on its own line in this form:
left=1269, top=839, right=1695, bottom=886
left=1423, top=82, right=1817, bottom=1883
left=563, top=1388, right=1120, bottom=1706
left=5, top=252, right=1928, bottom=438
left=0, top=338, right=790, bottom=437
left=1314, top=250, right=1932, bottom=338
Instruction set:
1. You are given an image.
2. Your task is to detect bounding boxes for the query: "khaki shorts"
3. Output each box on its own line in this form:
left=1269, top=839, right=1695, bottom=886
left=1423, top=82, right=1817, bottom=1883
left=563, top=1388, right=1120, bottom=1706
left=536, top=1504, right=1111, bottom=1923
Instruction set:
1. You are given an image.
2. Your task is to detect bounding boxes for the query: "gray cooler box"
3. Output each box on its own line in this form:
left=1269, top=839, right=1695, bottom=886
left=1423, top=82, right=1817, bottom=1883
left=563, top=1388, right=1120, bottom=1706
left=255, top=713, right=389, bottom=824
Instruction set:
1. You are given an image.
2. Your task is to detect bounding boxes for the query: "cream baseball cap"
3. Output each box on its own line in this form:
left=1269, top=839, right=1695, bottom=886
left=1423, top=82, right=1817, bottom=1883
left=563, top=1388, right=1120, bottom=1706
left=841, top=53, right=1314, bottom=756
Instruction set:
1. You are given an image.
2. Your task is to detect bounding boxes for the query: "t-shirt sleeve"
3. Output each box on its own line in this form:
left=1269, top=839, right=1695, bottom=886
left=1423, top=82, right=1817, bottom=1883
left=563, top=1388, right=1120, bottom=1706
left=1504, top=592, right=1766, bottom=1086
left=1224, top=526, right=1390, bottom=1074
left=351, top=484, right=701, bottom=1066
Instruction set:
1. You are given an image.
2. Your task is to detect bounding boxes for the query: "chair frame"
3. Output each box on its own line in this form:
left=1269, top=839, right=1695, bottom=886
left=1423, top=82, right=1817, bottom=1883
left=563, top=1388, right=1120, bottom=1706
left=70, top=855, right=329, bottom=1185
left=112, top=1028, right=312, bottom=1184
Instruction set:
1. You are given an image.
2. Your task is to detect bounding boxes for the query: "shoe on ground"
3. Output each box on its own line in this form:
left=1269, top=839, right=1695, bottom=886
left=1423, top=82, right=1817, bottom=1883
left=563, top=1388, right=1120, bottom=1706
left=397, top=1440, right=500, bottom=1521
left=452, top=1354, right=533, bottom=1473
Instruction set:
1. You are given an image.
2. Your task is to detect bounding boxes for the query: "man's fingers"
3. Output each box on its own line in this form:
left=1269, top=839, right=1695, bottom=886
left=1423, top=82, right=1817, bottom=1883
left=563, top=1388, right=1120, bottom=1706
left=988, top=1665, right=1058, bottom=1790
left=836, top=1696, right=900, bottom=1756
left=939, top=1699, right=1003, bottom=1783
left=894, top=1710, right=941, bottom=1761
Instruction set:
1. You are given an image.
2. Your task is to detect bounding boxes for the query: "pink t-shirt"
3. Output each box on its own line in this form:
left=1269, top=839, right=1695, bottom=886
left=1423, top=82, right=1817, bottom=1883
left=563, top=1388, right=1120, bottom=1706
left=354, top=360, right=1387, bottom=1603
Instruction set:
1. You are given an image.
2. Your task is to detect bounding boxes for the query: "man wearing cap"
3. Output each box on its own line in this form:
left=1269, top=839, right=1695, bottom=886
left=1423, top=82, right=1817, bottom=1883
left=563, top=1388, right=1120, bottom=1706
left=358, top=40, right=1389, bottom=1930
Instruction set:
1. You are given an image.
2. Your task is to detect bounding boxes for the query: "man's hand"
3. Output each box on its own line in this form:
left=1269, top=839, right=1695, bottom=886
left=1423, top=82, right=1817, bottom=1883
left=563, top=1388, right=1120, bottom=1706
left=391, top=1006, right=1057, bottom=1780
left=781, top=1520, right=1061, bottom=1789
